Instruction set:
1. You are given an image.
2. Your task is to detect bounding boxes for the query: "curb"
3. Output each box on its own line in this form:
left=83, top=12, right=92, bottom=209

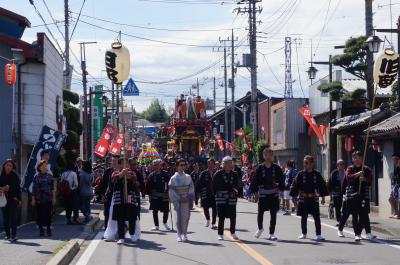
left=46, top=216, right=100, bottom=265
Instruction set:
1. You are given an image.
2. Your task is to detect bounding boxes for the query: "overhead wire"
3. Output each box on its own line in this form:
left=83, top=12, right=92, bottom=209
left=70, top=0, right=87, bottom=40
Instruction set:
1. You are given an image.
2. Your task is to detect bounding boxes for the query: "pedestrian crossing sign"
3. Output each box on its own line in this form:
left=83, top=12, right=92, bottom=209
left=123, top=78, right=140, bottom=96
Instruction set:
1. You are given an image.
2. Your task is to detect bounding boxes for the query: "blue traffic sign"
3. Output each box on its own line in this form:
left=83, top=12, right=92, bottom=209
left=123, top=78, right=140, bottom=96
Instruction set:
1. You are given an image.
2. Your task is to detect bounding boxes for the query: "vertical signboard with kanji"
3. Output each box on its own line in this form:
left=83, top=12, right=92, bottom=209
left=93, top=85, right=104, bottom=147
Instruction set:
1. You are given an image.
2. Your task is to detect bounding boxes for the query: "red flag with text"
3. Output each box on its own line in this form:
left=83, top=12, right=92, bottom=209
left=299, top=106, right=325, bottom=145
left=94, top=125, right=115, bottom=158
left=109, top=132, right=124, bottom=156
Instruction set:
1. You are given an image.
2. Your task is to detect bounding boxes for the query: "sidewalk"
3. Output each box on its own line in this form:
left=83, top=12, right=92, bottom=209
left=319, top=202, right=400, bottom=239
left=0, top=208, right=100, bottom=265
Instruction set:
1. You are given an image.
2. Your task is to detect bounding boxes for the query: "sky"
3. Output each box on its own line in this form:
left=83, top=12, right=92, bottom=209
left=3, top=0, right=400, bottom=112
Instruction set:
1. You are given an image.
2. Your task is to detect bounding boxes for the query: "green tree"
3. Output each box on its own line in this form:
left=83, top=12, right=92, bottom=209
left=331, top=36, right=368, bottom=80
left=143, top=99, right=169, bottom=122
left=390, top=81, right=400, bottom=110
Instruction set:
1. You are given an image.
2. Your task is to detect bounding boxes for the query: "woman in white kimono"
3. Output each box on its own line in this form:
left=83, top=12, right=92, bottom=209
left=169, top=159, right=195, bottom=242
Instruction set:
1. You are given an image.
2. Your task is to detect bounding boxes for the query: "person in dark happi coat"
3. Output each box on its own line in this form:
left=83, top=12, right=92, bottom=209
left=197, top=158, right=217, bottom=229
left=190, top=163, right=201, bottom=206
left=146, top=159, right=171, bottom=231
left=212, top=156, right=239, bottom=241
left=111, top=158, right=141, bottom=244
left=337, top=151, right=376, bottom=241
left=233, top=158, right=244, bottom=198
left=290, top=155, right=328, bottom=241
left=250, top=147, right=284, bottom=241
left=327, top=159, right=346, bottom=224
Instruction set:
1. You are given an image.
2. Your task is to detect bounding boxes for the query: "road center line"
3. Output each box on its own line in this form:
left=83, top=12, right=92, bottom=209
left=76, top=231, right=103, bottom=265
left=193, top=206, right=274, bottom=265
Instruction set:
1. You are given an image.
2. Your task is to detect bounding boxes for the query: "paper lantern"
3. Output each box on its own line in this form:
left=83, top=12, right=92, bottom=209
left=373, top=47, right=399, bottom=88
left=5, top=63, right=16, bottom=85
left=105, top=42, right=130, bottom=84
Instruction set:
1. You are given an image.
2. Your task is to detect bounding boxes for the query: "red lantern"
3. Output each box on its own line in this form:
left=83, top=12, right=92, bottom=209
left=345, top=134, right=354, bottom=153
left=5, top=63, right=16, bottom=85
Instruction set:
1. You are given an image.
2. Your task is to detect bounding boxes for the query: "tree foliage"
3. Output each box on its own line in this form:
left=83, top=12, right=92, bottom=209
left=63, top=90, right=80, bottom=105
left=331, top=36, right=368, bottom=80
left=143, top=99, right=169, bottom=122
left=390, top=81, right=400, bottom=110
left=317, top=81, right=366, bottom=106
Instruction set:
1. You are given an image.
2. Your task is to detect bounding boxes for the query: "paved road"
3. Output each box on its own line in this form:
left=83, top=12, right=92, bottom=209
left=73, top=199, right=400, bottom=265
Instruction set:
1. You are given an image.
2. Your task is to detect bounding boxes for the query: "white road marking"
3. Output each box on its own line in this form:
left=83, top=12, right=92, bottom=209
left=75, top=231, right=103, bottom=265
left=294, top=214, right=400, bottom=250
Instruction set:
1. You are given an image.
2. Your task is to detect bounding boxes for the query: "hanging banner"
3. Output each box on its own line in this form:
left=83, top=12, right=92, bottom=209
left=373, top=48, right=399, bottom=88
left=109, top=132, right=124, bottom=156
left=22, top=126, right=67, bottom=191
left=94, top=124, right=115, bottom=158
left=299, top=106, right=325, bottom=145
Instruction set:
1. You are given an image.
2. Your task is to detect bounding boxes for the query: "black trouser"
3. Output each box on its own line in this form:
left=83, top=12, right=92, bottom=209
left=2, top=200, right=17, bottom=238
left=218, top=215, right=236, bottom=235
left=104, top=197, right=111, bottom=229
left=257, top=209, right=277, bottom=234
left=333, top=196, right=343, bottom=222
left=153, top=210, right=169, bottom=227
left=301, top=212, right=321, bottom=236
left=117, top=219, right=136, bottom=239
left=359, top=210, right=371, bottom=234
left=65, top=190, right=79, bottom=222
left=203, top=205, right=217, bottom=224
left=36, top=202, right=52, bottom=229
left=339, top=210, right=360, bottom=235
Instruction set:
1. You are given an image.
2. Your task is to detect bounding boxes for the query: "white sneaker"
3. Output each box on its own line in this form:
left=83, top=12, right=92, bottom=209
left=204, top=220, right=210, bottom=227
left=177, top=235, right=182, bottom=242
left=337, top=230, right=345, bottom=238
left=366, top=233, right=376, bottom=240
left=254, top=228, right=264, bottom=238
left=217, top=235, right=224, bottom=240
left=151, top=226, right=159, bottom=231
left=183, top=234, right=188, bottom=241
left=316, top=235, right=325, bottom=241
left=298, top=234, right=307, bottom=239
left=130, top=235, right=138, bottom=242
left=268, top=234, right=278, bottom=241
left=355, top=235, right=361, bottom=242
left=163, top=223, right=171, bottom=231
left=117, top=239, right=124, bottom=245
left=211, top=224, right=217, bottom=229
left=231, top=233, right=239, bottom=240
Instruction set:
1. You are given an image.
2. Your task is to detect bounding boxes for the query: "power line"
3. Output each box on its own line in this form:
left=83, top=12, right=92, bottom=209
left=237, top=73, right=284, bottom=96
left=294, top=40, right=305, bottom=98
left=137, top=0, right=236, bottom=5
left=31, top=20, right=65, bottom=28
left=313, top=0, right=333, bottom=57
left=257, top=50, right=285, bottom=91
left=70, top=0, right=86, bottom=40
left=41, top=0, right=65, bottom=39
left=71, top=11, right=245, bottom=32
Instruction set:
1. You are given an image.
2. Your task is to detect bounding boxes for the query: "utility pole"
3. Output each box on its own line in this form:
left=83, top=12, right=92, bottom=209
left=197, top=78, right=200, bottom=96
left=64, top=0, right=70, bottom=90
left=365, top=0, right=374, bottom=108
left=236, top=0, right=262, bottom=139
left=213, top=75, right=216, bottom=113
left=284, top=37, right=293, bottom=98
left=79, top=41, right=97, bottom=160
left=215, top=39, right=229, bottom=143
left=230, top=29, right=236, bottom=147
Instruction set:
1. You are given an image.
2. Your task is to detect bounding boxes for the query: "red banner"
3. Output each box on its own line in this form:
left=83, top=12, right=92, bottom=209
left=230, top=143, right=234, bottom=152
left=242, top=154, right=248, bottom=164
left=299, top=106, right=325, bottom=145
left=109, top=132, right=124, bottom=156
left=94, top=125, right=115, bottom=158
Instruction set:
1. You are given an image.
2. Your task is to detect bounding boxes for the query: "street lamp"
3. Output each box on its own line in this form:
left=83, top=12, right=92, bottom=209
left=307, top=66, right=318, bottom=81
left=366, top=35, right=383, bottom=53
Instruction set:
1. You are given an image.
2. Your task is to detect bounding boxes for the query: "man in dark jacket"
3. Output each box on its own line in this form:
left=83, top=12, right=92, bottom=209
left=250, top=147, right=284, bottom=241
left=290, top=155, right=328, bottom=241
left=101, top=156, right=118, bottom=230
left=327, top=159, right=346, bottom=224
left=197, top=158, right=217, bottom=229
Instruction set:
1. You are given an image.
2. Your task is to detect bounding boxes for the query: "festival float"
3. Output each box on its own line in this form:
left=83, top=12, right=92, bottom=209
left=165, top=94, right=212, bottom=161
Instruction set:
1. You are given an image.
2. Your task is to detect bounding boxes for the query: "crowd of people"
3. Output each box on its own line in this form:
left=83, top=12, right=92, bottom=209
left=96, top=146, right=383, bottom=244
left=1, top=147, right=399, bottom=245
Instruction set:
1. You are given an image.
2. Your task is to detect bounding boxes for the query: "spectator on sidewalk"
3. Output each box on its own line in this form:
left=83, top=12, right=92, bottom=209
left=32, top=160, right=55, bottom=237
left=389, top=153, right=400, bottom=218
left=0, top=159, right=21, bottom=242
left=80, top=161, right=94, bottom=223
left=61, top=162, right=80, bottom=225
left=283, top=160, right=297, bottom=215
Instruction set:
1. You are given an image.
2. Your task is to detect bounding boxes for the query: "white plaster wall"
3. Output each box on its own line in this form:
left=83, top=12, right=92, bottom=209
left=379, top=141, right=394, bottom=218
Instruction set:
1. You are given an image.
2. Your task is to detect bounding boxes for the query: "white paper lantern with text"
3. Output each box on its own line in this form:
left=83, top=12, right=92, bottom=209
left=373, top=47, right=399, bottom=89
left=105, top=42, right=130, bottom=84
